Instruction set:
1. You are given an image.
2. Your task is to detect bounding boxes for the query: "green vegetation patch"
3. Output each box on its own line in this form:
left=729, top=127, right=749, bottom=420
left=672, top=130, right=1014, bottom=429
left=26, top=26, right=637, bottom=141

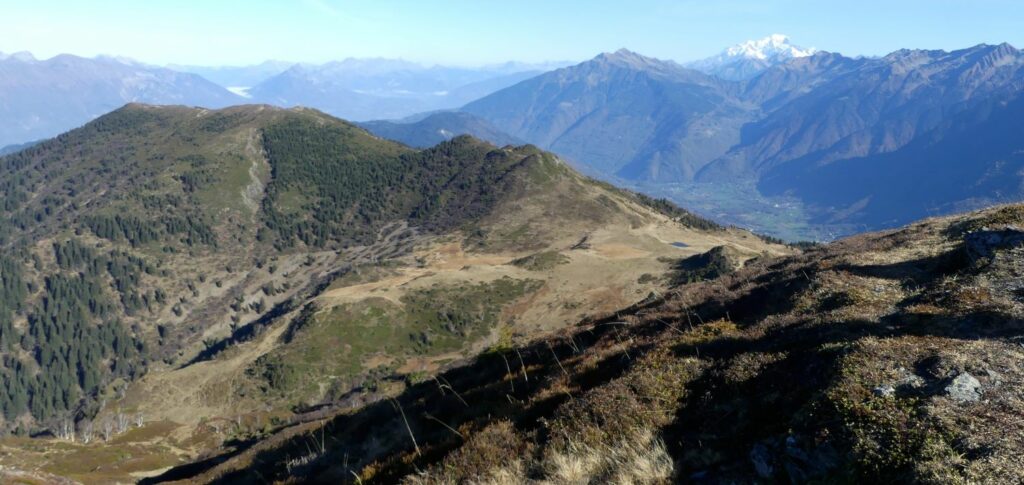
left=670, top=245, right=743, bottom=285
left=247, top=277, right=543, bottom=402
left=523, top=151, right=570, bottom=186
left=192, top=152, right=258, bottom=216
left=463, top=223, right=545, bottom=252
left=823, top=344, right=958, bottom=481
left=0, top=105, right=257, bottom=250
left=260, top=118, right=552, bottom=248
left=0, top=246, right=144, bottom=425
left=510, top=250, right=570, bottom=271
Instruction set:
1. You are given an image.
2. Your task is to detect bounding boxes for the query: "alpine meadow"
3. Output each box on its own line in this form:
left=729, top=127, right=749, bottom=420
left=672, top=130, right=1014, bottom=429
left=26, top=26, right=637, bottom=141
left=1, top=1, right=1024, bottom=483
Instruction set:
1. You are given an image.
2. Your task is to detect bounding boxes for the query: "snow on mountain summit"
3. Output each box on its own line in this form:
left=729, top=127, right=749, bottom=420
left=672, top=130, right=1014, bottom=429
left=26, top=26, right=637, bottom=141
left=724, top=34, right=816, bottom=60
left=687, top=35, right=817, bottom=80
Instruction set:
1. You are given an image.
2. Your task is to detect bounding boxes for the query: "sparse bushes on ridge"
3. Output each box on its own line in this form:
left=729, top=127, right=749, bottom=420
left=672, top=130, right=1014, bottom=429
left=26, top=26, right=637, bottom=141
left=630, top=192, right=724, bottom=231
left=510, top=251, right=570, bottom=271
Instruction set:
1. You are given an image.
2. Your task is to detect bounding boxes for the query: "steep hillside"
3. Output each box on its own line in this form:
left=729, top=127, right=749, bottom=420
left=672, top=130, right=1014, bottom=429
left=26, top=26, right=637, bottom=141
left=758, top=93, right=1024, bottom=229
left=462, top=49, right=753, bottom=181
left=700, top=43, right=1024, bottom=183
left=461, top=43, right=1024, bottom=239
left=0, top=104, right=349, bottom=436
left=173, top=204, right=1024, bottom=484
left=734, top=51, right=867, bottom=110
left=0, top=53, right=243, bottom=147
left=360, top=112, right=523, bottom=148
left=0, top=104, right=781, bottom=482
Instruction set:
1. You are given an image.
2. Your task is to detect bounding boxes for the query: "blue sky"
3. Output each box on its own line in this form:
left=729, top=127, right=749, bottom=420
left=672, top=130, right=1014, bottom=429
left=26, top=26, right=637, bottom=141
left=2, top=0, right=1022, bottom=66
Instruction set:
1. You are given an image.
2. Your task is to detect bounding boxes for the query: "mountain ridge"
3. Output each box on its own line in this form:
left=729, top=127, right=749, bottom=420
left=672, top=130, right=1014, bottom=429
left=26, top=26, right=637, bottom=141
left=462, top=49, right=746, bottom=181
left=0, top=53, right=245, bottom=146
left=459, top=41, right=1024, bottom=239
left=0, top=104, right=781, bottom=481
left=246, top=59, right=565, bottom=121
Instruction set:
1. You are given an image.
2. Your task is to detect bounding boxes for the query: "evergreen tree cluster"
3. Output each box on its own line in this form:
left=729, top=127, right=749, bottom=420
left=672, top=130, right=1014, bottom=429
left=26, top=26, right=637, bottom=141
left=0, top=257, right=27, bottom=351
left=177, top=154, right=217, bottom=194
left=82, top=214, right=160, bottom=247
left=631, top=192, right=725, bottom=231
left=82, top=214, right=215, bottom=248
left=0, top=105, right=222, bottom=253
left=160, top=215, right=217, bottom=247
left=0, top=242, right=148, bottom=428
left=260, top=119, right=538, bottom=248
left=0, top=148, right=43, bottom=243
left=54, top=240, right=166, bottom=315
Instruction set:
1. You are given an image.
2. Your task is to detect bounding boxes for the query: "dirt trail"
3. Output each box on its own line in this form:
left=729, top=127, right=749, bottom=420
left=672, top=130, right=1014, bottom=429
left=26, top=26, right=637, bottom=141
left=319, top=241, right=515, bottom=305
left=319, top=270, right=426, bottom=306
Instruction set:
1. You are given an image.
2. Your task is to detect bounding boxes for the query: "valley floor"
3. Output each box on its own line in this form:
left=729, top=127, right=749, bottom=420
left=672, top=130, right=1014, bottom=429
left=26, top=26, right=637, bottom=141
left=631, top=180, right=862, bottom=242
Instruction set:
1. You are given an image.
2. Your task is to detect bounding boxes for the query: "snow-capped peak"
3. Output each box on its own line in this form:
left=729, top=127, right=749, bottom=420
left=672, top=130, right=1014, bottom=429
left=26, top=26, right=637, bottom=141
left=724, top=34, right=816, bottom=61
left=686, top=35, right=817, bottom=80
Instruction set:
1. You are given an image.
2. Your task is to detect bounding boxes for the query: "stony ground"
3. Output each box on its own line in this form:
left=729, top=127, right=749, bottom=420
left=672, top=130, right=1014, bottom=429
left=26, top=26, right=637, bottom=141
left=166, top=204, right=1024, bottom=484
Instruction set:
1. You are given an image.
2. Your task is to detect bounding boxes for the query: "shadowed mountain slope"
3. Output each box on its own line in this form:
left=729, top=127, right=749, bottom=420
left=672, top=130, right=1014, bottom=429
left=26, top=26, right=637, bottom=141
left=176, top=203, right=1024, bottom=484
left=462, top=43, right=1024, bottom=238
left=463, top=49, right=753, bottom=181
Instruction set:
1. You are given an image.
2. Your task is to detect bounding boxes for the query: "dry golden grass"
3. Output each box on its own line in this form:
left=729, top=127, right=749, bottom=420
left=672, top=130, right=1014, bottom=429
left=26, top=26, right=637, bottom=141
left=75, top=185, right=1024, bottom=484
left=539, top=429, right=673, bottom=485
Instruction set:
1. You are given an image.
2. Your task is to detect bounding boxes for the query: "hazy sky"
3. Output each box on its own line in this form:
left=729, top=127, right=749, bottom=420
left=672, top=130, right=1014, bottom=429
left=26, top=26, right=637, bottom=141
left=2, top=0, right=1023, bottom=66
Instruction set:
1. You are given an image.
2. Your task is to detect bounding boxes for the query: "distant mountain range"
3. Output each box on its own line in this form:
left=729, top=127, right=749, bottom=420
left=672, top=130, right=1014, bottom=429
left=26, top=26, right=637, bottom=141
left=0, top=53, right=569, bottom=146
left=455, top=40, right=1024, bottom=237
left=0, top=52, right=243, bottom=147
left=169, top=60, right=294, bottom=91
left=0, top=140, right=39, bottom=156
left=4, top=39, right=1024, bottom=239
left=462, top=49, right=748, bottom=181
left=246, top=59, right=569, bottom=121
